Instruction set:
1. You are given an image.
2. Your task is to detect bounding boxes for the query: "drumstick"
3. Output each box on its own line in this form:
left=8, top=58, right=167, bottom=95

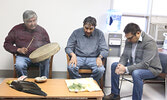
left=27, top=36, right=34, bottom=49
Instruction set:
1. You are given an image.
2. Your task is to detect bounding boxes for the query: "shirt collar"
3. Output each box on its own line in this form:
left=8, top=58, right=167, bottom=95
left=138, top=31, right=142, bottom=42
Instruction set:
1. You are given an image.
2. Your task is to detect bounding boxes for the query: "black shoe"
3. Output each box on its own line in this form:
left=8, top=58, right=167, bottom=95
left=103, top=93, right=120, bottom=100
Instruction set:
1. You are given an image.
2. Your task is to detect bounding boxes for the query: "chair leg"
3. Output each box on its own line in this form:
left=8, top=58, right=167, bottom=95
left=13, top=54, right=17, bottom=78
left=100, top=76, right=103, bottom=89
left=13, top=67, right=17, bottom=78
left=120, top=75, right=133, bottom=98
left=119, top=75, right=124, bottom=90
left=49, top=56, right=53, bottom=79
left=67, top=71, right=70, bottom=79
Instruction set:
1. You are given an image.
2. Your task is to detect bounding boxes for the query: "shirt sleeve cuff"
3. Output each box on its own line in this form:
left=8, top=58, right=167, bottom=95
left=125, top=67, right=129, bottom=74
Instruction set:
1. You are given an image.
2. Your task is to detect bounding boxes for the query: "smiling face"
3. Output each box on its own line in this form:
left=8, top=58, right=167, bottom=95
left=83, top=23, right=95, bottom=37
left=24, top=17, right=37, bottom=30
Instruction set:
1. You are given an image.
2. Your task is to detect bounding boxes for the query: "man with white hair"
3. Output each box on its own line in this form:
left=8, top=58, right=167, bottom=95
left=4, top=10, right=50, bottom=78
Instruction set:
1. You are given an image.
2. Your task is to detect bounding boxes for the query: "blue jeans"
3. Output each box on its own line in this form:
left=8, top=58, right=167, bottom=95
left=68, top=56, right=105, bottom=83
left=15, top=56, right=50, bottom=78
left=111, top=62, right=156, bottom=100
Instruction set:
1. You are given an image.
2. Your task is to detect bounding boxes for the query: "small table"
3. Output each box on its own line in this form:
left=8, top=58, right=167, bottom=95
left=0, top=78, right=104, bottom=100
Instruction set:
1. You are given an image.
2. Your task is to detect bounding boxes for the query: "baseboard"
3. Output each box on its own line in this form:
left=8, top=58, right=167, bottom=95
left=0, top=70, right=67, bottom=79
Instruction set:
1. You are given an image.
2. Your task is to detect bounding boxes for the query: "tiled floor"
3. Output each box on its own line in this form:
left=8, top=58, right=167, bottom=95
left=0, top=76, right=165, bottom=100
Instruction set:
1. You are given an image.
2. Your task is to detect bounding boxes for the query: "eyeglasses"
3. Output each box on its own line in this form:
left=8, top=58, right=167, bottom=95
left=126, top=35, right=134, bottom=40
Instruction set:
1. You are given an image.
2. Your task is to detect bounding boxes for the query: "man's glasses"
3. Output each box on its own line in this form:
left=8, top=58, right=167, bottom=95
left=126, top=35, right=134, bottom=40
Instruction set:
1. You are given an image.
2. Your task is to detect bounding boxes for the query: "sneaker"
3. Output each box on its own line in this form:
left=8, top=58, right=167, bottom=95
left=103, top=93, right=120, bottom=100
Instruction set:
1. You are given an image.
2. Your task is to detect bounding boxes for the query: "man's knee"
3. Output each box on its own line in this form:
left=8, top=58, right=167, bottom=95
left=111, top=62, right=118, bottom=71
left=132, top=70, right=141, bottom=79
left=98, top=66, right=105, bottom=74
left=15, top=62, right=27, bottom=70
left=67, top=66, right=72, bottom=72
left=68, top=65, right=79, bottom=72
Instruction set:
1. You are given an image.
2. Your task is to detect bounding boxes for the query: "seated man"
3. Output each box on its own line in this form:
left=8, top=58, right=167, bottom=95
left=65, top=16, right=108, bottom=84
left=104, top=23, right=162, bottom=100
left=4, top=10, right=50, bottom=78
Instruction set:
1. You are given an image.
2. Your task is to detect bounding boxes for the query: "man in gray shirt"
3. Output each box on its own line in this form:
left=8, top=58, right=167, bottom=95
left=65, top=16, right=108, bottom=84
left=104, top=23, right=162, bottom=100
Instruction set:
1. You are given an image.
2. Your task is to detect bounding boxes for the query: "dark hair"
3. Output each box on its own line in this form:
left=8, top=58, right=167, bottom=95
left=83, top=16, right=96, bottom=27
left=123, top=23, right=141, bottom=35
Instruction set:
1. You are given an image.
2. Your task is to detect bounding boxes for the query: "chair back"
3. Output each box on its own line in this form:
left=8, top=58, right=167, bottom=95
left=156, top=52, right=167, bottom=79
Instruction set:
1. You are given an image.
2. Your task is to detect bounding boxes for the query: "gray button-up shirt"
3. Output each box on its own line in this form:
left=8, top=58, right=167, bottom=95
left=65, top=27, right=108, bottom=58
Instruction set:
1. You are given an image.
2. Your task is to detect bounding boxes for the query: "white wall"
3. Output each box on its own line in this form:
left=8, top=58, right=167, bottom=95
left=0, top=0, right=111, bottom=71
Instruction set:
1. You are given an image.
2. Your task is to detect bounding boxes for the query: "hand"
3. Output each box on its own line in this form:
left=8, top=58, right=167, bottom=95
left=17, top=47, right=28, bottom=54
left=69, top=53, right=77, bottom=67
left=96, top=57, right=102, bottom=67
left=115, top=64, right=126, bottom=75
